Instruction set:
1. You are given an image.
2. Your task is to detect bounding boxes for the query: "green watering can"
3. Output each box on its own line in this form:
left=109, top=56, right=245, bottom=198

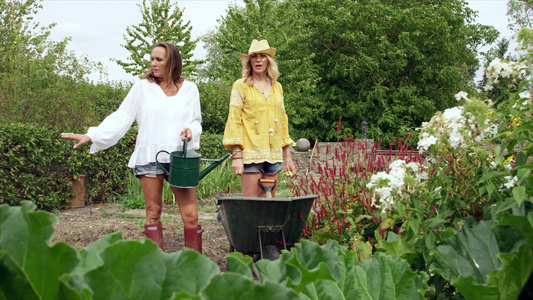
left=156, top=139, right=230, bottom=188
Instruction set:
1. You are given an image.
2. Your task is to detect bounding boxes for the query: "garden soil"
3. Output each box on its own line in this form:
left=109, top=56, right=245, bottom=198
left=50, top=199, right=231, bottom=272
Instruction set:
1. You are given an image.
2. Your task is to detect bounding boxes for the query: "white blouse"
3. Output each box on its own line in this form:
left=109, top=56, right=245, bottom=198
left=86, top=79, right=202, bottom=168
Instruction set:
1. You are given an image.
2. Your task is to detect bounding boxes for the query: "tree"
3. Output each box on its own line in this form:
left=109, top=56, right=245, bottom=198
left=201, top=0, right=498, bottom=144
left=507, top=0, right=533, bottom=32
left=199, top=0, right=319, bottom=137
left=286, top=0, right=498, bottom=143
left=113, top=0, right=200, bottom=78
left=0, top=0, right=104, bottom=128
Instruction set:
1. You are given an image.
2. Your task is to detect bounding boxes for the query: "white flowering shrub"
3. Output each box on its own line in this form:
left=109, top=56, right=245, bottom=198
left=366, top=160, right=427, bottom=214
left=417, top=93, right=498, bottom=155
left=484, top=58, right=526, bottom=92
left=355, top=29, right=532, bottom=300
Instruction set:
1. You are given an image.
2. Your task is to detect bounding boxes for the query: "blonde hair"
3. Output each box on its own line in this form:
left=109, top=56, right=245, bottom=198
left=241, top=55, right=280, bottom=86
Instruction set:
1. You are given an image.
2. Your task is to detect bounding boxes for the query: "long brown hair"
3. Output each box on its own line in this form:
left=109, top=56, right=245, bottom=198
left=142, top=42, right=183, bottom=87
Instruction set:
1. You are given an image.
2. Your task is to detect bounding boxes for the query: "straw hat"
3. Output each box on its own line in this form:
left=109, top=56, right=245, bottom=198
left=240, top=39, right=276, bottom=59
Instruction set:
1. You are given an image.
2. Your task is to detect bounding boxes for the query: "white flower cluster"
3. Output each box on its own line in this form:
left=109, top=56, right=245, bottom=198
left=481, top=122, right=499, bottom=141
left=500, top=175, right=518, bottom=191
left=485, top=58, right=526, bottom=92
left=418, top=98, right=498, bottom=153
left=417, top=106, right=466, bottom=152
left=366, top=160, right=428, bottom=213
left=490, top=160, right=513, bottom=170
left=455, top=91, right=469, bottom=101
left=442, top=107, right=466, bottom=149
left=418, top=132, right=438, bottom=153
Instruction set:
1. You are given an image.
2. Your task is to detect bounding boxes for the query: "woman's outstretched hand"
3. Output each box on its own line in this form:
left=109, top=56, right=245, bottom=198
left=61, top=133, right=91, bottom=149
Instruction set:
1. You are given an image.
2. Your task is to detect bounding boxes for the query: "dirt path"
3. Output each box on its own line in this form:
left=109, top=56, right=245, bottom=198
left=50, top=201, right=230, bottom=271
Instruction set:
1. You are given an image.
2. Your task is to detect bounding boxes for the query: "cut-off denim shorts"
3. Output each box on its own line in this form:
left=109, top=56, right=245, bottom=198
left=134, top=162, right=169, bottom=178
left=243, top=162, right=282, bottom=175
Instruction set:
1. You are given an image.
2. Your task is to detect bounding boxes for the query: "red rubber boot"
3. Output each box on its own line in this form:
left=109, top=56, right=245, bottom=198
left=143, top=223, right=165, bottom=251
left=184, top=225, right=203, bottom=253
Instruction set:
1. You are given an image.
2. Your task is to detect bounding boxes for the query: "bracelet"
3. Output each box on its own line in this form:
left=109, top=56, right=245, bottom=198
left=232, top=157, right=243, bottom=160
left=232, top=149, right=242, bottom=154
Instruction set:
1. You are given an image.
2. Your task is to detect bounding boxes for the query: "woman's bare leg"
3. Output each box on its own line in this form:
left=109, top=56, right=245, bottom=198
left=140, top=174, right=164, bottom=224
left=172, top=187, right=198, bottom=228
left=241, top=172, right=263, bottom=197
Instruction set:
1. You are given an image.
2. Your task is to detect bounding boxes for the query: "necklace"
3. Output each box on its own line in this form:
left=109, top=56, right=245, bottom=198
left=255, top=79, right=270, bottom=95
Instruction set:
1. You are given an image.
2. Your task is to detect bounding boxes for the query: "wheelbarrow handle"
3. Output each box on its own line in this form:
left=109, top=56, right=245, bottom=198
left=258, top=179, right=277, bottom=198
left=260, top=179, right=276, bottom=184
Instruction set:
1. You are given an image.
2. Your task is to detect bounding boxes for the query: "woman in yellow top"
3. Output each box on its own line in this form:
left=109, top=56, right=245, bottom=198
left=223, top=39, right=296, bottom=197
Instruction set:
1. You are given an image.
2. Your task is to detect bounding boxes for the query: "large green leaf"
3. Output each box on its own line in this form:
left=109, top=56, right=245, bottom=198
left=226, top=252, right=254, bottom=277
left=201, top=273, right=305, bottom=300
left=375, top=238, right=418, bottom=264
left=254, top=240, right=428, bottom=299
left=431, top=221, right=501, bottom=284
left=284, top=240, right=344, bottom=292
left=0, top=202, right=434, bottom=299
left=498, top=212, right=533, bottom=248
left=83, top=242, right=220, bottom=300
left=431, top=216, right=533, bottom=299
left=349, top=253, right=429, bottom=300
left=0, top=201, right=80, bottom=299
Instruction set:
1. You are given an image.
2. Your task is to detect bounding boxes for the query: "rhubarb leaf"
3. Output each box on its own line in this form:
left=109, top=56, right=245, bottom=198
left=0, top=201, right=80, bottom=299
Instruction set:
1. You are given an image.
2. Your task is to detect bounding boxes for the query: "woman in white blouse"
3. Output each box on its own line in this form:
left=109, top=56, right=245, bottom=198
left=61, top=42, right=203, bottom=253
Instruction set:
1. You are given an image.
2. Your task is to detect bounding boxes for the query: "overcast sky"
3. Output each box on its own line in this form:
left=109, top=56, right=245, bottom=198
left=34, top=0, right=514, bottom=82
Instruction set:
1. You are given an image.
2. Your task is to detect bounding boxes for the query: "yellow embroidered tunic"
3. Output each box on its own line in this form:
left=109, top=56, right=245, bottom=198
left=223, top=79, right=292, bottom=164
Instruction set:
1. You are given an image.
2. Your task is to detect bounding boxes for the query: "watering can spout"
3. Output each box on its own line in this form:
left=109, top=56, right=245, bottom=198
left=199, top=153, right=230, bottom=181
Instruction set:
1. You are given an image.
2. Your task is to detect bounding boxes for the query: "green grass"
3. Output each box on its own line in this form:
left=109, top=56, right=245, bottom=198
left=117, top=161, right=295, bottom=210
left=198, top=204, right=218, bottom=214
left=117, top=172, right=177, bottom=209
left=275, top=172, right=293, bottom=197
left=196, top=159, right=241, bottom=200
left=113, top=213, right=145, bottom=220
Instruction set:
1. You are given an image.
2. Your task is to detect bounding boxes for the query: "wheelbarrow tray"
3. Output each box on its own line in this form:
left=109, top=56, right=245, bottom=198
left=216, top=195, right=318, bottom=256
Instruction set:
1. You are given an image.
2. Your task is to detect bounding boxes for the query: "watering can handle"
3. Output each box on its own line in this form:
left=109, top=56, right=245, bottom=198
left=155, top=150, right=171, bottom=175
left=182, top=138, right=188, bottom=159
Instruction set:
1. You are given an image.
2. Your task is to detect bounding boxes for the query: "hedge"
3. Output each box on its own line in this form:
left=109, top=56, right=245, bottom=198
left=0, top=122, right=228, bottom=210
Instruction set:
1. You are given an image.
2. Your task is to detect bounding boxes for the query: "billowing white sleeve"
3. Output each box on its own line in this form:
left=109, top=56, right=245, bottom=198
left=188, top=84, right=202, bottom=150
left=86, top=82, right=140, bottom=153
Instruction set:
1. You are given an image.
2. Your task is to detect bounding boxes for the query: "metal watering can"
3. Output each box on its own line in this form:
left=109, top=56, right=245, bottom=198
left=156, top=139, right=230, bottom=188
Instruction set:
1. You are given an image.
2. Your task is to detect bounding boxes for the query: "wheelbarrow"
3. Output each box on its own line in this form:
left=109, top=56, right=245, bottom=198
left=215, top=181, right=318, bottom=260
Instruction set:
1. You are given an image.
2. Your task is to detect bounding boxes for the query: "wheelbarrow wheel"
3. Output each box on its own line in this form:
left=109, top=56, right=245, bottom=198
left=262, top=245, right=281, bottom=261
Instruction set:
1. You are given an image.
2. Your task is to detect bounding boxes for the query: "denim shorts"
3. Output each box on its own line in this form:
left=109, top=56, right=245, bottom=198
left=134, top=162, right=170, bottom=177
left=243, top=162, right=282, bottom=175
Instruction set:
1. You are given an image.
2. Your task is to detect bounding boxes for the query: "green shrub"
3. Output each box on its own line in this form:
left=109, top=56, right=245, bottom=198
left=86, top=81, right=131, bottom=125
left=117, top=171, right=145, bottom=209
left=198, top=132, right=229, bottom=159
left=198, top=81, right=231, bottom=135
left=0, top=122, right=235, bottom=210
left=0, top=123, right=72, bottom=209
left=0, top=122, right=134, bottom=210
left=79, top=127, right=136, bottom=204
